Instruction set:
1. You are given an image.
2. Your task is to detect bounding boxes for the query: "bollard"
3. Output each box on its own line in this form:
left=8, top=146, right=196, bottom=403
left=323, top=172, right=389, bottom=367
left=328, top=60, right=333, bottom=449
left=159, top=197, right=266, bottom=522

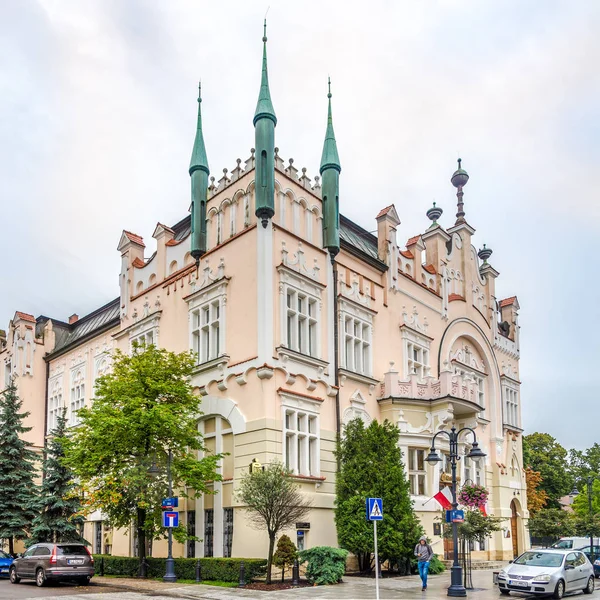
left=138, top=558, right=148, bottom=579
left=292, top=559, right=299, bottom=586
left=239, top=561, right=246, bottom=587
left=99, top=556, right=104, bottom=577
left=195, top=558, right=201, bottom=583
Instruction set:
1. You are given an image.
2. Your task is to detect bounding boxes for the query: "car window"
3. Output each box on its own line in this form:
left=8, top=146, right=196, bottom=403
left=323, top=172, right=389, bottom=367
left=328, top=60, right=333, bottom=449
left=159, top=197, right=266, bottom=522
left=553, top=540, right=573, bottom=549
left=23, top=547, right=36, bottom=558
left=566, top=553, right=577, bottom=566
left=576, top=553, right=587, bottom=566
left=56, top=545, right=88, bottom=556
left=33, top=547, right=50, bottom=556
left=514, top=552, right=564, bottom=568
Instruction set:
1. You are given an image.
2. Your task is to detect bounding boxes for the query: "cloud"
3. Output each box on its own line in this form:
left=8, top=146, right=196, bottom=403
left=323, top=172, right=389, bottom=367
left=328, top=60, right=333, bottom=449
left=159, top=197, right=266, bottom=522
left=1, top=0, right=598, bottom=447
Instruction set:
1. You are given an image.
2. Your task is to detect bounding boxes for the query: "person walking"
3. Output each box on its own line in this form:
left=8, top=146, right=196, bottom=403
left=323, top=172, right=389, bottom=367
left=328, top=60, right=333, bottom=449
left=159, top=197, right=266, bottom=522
left=414, top=535, right=434, bottom=591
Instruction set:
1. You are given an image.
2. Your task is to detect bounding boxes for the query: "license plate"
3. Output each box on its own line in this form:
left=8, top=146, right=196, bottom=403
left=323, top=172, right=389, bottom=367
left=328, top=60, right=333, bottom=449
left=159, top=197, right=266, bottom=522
left=68, top=559, right=84, bottom=565
left=509, top=580, right=528, bottom=587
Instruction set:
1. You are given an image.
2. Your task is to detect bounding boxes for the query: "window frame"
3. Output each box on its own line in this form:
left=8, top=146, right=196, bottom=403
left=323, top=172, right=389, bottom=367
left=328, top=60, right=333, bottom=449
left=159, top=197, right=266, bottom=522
left=408, top=447, right=427, bottom=496
left=70, top=366, right=86, bottom=426
left=48, top=376, right=63, bottom=432
left=400, top=327, right=431, bottom=380
left=339, top=301, right=373, bottom=377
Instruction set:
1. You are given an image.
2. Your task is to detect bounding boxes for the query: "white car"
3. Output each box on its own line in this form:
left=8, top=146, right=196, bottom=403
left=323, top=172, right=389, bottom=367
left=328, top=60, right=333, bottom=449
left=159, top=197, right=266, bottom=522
left=498, top=549, right=594, bottom=599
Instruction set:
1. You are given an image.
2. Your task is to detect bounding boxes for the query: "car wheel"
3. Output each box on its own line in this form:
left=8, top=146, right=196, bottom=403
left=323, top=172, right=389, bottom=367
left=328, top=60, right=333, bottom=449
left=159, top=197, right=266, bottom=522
left=9, top=567, right=20, bottom=584
left=584, top=575, right=595, bottom=594
left=553, top=579, right=565, bottom=599
left=500, top=590, right=510, bottom=595
left=35, top=568, right=46, bottom=587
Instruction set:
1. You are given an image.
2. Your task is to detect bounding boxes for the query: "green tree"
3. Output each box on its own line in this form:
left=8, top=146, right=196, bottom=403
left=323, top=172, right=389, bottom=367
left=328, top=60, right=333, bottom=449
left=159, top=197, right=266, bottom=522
left=28, top=410, right=86, bottom=546
left=335, top=418, right=423, bottom=574
left=235, top=461, right=311, bottom=584
left=569, top=444, right=600, bottom=493
left=273, top=534, right=298, bottom=582
left=0, top=379, right=39, bottom=555
left=62, top=344, right=220, bottom=574
left=527, top=508, right=575, bottom=543
left=523, top=433, right=572, bottom=508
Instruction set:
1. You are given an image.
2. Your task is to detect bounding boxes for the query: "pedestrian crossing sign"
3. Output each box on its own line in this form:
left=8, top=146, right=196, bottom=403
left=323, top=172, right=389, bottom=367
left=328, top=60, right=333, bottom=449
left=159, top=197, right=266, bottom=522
left=366, top=497, right=383, bottom=521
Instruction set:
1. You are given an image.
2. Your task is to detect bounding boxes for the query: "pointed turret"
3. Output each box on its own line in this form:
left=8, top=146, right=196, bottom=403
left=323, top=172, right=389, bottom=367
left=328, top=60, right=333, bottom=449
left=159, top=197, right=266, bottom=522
left=320, top=79, right=341, bottom=257
left=189, top=82, right=209, bottom=262
left=254, top=20, right=277, bottom=228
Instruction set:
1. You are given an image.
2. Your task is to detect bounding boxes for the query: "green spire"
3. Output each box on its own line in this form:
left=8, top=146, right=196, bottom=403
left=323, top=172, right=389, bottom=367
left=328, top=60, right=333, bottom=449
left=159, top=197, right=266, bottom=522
left=320, top=78, right=341, bottom=256
left=253, top=20, right=277, bottom=126
left=189, top=82, right=209, bottom=260
left=189, top=81, right=209, bottom=175
left=319, top=78, right=341, bottom=174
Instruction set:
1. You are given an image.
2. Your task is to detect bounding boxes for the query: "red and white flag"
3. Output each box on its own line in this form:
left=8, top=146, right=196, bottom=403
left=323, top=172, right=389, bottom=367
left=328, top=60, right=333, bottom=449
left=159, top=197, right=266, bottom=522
left=480, top=505, right=487, bottom=516
left=433, top=487, right=453, bottom=510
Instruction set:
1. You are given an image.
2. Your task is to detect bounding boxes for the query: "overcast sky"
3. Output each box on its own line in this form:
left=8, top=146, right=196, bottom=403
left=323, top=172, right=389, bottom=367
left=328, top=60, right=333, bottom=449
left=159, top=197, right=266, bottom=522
left=1, top=0, right=598, bottom=450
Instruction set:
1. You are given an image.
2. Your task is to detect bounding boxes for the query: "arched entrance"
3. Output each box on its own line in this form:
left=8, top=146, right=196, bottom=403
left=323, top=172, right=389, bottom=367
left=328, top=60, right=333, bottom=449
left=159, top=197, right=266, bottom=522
left=510, top=500, right=519, bottom=557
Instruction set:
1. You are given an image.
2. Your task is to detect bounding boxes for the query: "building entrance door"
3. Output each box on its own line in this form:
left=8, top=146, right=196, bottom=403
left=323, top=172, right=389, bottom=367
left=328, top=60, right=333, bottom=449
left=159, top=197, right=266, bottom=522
left=510, top=500, right=519, bottom=557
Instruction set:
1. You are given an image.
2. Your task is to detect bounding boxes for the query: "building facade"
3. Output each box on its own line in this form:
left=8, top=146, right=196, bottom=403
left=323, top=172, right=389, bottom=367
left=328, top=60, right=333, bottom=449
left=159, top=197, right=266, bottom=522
left=0, top=28, right=527, bottom=561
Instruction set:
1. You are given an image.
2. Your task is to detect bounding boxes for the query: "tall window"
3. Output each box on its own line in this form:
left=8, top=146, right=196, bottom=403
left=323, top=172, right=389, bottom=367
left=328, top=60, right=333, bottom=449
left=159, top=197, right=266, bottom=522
left=187, top=511, right=196, bottom=558
left=504, top=387, right=519, bottom=427
left=464, top=456, right=483, bottom=486
left=408, top=448, right=426, bottom=496
left=284, top=408, right=319, bottom=476
left=286, top=289, right=318, bottom=356
left=192, top=300, right=221, bottom=363
left=223, top=508, right=234, bottom=558
left=406, top=341, right=429, bottom=379
left=454, top=365, right=485, bottom=411
left=132, top=330, right=154, bottom=348
left=48, top=379, right=63, bottom=432
left=343, top=315, right=371, bottom=376
left=204, top=509, right=214, bottom=557
left=70, top=369, right=85, bottom=426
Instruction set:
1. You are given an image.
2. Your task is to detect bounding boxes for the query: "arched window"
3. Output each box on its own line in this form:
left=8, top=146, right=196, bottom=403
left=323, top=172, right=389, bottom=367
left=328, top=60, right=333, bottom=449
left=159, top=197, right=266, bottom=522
left=48, top=379, right=63, bottom=432
left=70, top=369, right=86, bottom=426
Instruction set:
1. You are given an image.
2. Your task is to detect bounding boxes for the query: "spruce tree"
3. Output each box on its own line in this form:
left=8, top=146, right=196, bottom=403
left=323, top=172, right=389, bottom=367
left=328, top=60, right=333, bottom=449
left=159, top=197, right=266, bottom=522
left=0, top=379, right=39, bottom=554
left=335, top=418, right=423, bottom=574
left=273, top=534, right=298, bottom=582
left=28, top=409, right=86, bottom=546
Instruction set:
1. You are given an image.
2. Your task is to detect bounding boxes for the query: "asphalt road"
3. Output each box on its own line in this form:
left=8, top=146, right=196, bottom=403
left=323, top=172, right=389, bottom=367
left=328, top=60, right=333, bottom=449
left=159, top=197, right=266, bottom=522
left=0, top=578, right=135, bottom=599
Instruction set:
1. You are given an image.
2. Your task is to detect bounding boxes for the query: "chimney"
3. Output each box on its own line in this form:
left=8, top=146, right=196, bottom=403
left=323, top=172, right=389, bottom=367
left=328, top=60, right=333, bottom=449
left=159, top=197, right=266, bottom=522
left=376, top=205, right=400, bottom=263
left=69, top=314, right=79, bottom=324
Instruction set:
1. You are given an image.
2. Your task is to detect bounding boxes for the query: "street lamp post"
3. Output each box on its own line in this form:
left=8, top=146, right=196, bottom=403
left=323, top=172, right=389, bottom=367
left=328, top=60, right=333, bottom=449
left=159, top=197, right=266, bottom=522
left=163, top=449, right=177, bottom=582
left=425, top=426, right=486, bottom=598
left=570, top=476, right=597, bottom=563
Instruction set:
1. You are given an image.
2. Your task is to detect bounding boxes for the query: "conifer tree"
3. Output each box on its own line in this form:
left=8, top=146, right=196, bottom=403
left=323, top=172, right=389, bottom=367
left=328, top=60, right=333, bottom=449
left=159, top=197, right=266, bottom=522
left=273, top=534, right=298, bottom=582
left=28, top=409, right=86, bottom=546
left=0, top=379, right=39, bottom=554
left=335, top=418, right=423, bottom=574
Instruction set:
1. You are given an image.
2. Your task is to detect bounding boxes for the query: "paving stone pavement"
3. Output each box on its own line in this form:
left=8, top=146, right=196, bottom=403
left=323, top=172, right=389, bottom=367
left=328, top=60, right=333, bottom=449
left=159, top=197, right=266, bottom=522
left=18, top=569, right=600, bottom=600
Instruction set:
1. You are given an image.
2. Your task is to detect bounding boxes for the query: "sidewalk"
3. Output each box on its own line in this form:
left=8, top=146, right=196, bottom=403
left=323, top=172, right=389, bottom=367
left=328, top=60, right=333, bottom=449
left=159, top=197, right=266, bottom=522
left=88, top=569, right=503, bottom=600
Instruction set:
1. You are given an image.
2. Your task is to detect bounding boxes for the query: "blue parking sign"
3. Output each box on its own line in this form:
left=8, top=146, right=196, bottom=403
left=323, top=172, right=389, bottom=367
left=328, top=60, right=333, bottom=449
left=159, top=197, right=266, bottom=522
left=162, top=511, right=179, bottom=528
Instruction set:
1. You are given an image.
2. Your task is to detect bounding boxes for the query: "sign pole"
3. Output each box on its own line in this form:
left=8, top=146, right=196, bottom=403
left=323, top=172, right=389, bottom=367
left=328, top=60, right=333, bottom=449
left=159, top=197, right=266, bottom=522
left=374, top=519, right=380, bottom=600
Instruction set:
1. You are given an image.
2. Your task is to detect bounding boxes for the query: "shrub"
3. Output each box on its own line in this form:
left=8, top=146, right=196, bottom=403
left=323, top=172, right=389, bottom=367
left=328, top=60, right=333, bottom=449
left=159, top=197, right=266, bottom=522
left=298, top=546, right=348, bottom=585
left=428, top=555, right=446, bottom=575
left=273, top=534, right=298, bottom=581
left=92, top=555, right=266, bottom=583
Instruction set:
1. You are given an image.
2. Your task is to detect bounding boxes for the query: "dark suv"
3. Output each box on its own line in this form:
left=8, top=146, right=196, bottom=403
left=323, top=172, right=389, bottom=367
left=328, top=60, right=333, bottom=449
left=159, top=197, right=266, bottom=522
left=9, top=543, right=94, bottom=587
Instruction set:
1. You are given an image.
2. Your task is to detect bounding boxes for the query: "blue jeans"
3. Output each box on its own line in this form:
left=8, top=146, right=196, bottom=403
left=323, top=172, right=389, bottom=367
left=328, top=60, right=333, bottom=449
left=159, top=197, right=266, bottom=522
left=418, top=561, right=430, bottom=587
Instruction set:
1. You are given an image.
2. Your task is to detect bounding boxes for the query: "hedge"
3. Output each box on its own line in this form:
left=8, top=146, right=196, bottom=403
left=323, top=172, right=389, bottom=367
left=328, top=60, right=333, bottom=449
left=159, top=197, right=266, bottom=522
left=92, top=555, right=266, bottom=582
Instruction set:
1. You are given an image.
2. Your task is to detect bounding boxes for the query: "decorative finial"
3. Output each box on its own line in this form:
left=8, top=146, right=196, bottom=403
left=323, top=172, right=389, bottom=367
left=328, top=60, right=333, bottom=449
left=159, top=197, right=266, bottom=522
left=478, top=244, right=493, bottom=264
left=198, top=80, right=202, bottom=103
left=426, top=201, right=443, bottom=227
left=451, top=157, right=469, bottom=224
left=328, top=76, right=332, bottom=99
left=263, top=18, right=267, bottom=43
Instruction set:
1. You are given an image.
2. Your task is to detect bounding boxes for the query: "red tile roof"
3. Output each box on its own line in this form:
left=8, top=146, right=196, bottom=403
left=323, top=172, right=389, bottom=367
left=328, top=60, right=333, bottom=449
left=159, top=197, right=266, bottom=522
left=499, top=296, right=518, bottom=308
left=132, top=258, right=146, bottom=268
left=406, top=235, right=421, bottom=246
left=15, top=311, right=36, bottom=323
left=123, top=231, right=145, bottom=246
left=423, top=264, right=437, bottom=274
left=400, top=250, right=414, bottom=259
left=165, top=239, right=181, bottom=246
left=376, top=205, right=395, bottom=219
left=448, top=293, right=465, bottom=302
left=156, top=222, right=175, bottom=234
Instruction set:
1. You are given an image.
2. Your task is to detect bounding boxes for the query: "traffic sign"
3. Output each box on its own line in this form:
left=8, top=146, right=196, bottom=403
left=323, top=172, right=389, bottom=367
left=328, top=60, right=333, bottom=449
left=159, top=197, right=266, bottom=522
left=162, top=511, right=179, bottom=528
left=366, top=497, right=383, bottom=521
left=162, top=497, right=178, bottom=509
left=445, top=509, right=464, bottom=523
